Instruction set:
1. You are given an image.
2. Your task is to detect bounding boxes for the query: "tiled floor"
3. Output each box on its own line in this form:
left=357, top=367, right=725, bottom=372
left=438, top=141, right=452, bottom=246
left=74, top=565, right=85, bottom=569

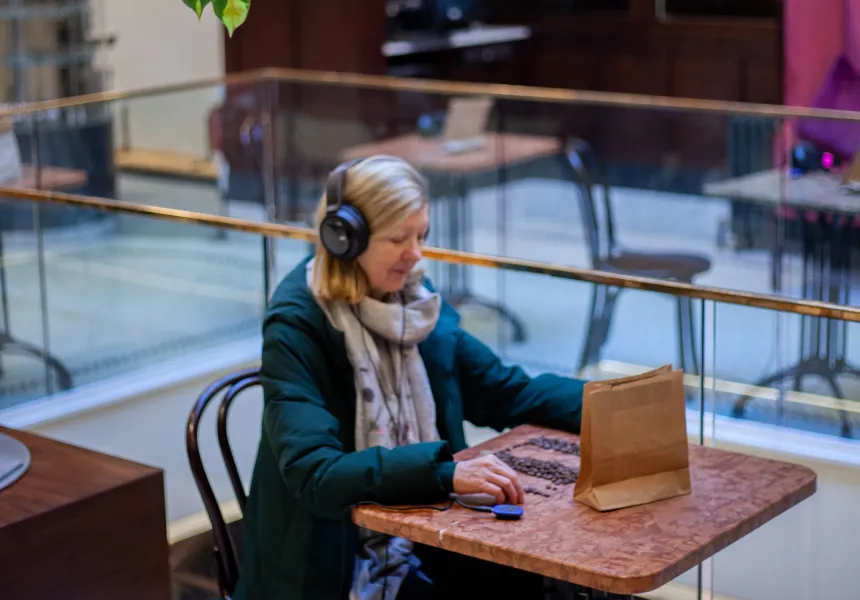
left=3, top=172, right=860, bottom=439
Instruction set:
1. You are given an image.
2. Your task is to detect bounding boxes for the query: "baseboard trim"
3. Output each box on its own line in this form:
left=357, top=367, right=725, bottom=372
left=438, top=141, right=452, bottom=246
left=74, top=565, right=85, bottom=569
left=168, top=499, right=242, bottom=545
left=0, top=336, right=262, bottom=429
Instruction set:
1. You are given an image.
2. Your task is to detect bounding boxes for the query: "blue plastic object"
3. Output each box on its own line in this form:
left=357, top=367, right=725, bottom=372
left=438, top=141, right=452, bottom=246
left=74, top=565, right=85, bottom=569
left=492, top=504, right=524, bottom=520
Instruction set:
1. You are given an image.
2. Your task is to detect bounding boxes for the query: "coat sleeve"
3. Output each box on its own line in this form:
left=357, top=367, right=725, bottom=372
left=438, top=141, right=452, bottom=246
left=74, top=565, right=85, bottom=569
left=454, top=328, right=586, bottom=434
left=260, top=314, right=456, bottom=520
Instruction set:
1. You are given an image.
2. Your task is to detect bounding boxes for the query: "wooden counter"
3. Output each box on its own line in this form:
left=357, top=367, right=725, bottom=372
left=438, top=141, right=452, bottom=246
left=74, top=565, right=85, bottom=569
left=0, top=427, right=171, bottom=600
left=353, top=424, right=817, bottom=595
left=115, top=149, right=218, bottom=182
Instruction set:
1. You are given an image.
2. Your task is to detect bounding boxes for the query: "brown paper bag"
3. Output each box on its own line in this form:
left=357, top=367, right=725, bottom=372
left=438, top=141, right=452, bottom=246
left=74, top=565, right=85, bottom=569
left=574, top=365, right=691, bottom=511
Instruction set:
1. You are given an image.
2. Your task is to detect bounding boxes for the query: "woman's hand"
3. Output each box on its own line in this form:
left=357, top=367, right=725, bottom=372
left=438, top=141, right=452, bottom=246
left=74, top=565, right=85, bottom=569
left=453, top=454, right=525, bottom=505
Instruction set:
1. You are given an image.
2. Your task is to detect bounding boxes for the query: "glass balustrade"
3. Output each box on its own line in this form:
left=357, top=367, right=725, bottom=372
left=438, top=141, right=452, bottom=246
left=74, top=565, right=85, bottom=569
left=2, top=69, right=860, bottom=600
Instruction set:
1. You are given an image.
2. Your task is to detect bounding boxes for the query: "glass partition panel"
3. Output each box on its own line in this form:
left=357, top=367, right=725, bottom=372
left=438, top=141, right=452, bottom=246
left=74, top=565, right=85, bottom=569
left=4, top=81, right=266, bottom=217
left=707, top=299, right=859, bottom=600
left=4, top=71, right=856, bottom=600
left=493, top=97, right=791, bottom=299
left=0, top=197, right=50, bottom=406
left=111, top=84, right=235, bottom=214
left=0, top=195, right=279, bottom=409
left=6, top=74, right=860, bottom=310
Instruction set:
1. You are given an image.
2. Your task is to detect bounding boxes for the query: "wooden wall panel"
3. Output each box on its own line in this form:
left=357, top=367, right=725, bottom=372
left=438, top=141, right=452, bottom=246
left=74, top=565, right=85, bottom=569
left=221, top=0, right=783, bottom=183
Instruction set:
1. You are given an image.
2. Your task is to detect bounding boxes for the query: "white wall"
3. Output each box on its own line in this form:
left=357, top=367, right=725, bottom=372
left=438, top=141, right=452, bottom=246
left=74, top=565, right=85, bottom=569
left=90, top=0, right=226, bottom=155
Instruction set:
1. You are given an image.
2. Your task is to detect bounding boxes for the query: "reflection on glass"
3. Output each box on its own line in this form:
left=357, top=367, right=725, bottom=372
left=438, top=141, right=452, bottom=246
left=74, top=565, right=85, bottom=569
left=0, top=197, right=325, bottom=409
left=709, top=302, right=827, bottom=600
left=713, top=301, right=860, bottom=440
left=0, top=198, right=50, bottom=406
left=0, top=0, right=111, bottom=104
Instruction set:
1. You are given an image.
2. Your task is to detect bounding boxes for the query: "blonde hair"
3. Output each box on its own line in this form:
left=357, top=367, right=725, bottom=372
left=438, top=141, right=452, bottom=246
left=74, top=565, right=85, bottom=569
left=312, top=155, right=428, bottom=303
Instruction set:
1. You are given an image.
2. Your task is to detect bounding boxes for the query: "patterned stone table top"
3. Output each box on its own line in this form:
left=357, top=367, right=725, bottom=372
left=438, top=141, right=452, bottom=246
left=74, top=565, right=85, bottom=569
left=352, top=424, right=817, bottom=594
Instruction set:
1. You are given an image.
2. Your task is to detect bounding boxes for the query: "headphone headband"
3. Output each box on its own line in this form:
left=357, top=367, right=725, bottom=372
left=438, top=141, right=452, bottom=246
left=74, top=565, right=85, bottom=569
left=325, top=158, right=363, bottom=213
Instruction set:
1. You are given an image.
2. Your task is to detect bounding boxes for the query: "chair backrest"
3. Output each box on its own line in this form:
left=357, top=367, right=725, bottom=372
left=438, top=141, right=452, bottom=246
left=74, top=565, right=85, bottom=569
left=186, top=367, right=261, bottom=600
left=563, top=137, right=617, bottom=267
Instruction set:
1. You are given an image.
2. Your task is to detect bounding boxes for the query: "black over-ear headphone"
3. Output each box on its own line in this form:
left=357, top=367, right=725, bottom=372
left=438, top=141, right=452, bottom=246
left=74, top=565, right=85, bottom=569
left=319, top=158, right=370, bottom=260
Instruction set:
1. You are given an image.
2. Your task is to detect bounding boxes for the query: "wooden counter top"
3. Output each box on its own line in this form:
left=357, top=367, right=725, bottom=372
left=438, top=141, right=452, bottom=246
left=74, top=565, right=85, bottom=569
left=353, top=424, right=817, bottom=595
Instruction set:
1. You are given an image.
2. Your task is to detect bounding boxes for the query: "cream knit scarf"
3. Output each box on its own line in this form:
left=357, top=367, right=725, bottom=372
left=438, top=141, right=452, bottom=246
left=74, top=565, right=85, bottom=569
left=307, top=261, right=442, bottom=600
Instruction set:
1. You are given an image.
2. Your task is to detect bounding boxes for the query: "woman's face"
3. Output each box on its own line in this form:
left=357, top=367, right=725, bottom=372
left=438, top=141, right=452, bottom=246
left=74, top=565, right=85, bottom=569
left=358, top=205, right=429, bottom=297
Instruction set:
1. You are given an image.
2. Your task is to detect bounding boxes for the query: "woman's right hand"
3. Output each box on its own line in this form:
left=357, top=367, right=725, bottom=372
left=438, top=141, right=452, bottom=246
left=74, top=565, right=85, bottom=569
left=453, top=454, right=525, bottom=505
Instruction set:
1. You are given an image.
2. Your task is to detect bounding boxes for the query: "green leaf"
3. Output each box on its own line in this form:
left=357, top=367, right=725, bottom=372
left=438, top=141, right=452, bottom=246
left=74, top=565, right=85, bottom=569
left=212, top=0, right=250, bottom=36
left=181, top=0, right=211, bottom=19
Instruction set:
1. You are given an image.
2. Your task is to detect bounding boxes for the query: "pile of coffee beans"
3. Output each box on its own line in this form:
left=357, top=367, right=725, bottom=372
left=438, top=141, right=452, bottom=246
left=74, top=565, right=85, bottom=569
left=496, top=450, right=579, bottom=485
left=526, top=436, right=581, bottom=456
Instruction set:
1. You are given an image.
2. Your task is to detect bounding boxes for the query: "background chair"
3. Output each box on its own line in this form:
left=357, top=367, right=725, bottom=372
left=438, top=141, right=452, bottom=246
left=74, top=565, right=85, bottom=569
left=186, top=367, right=261, bottom=600
left=562, top=139, right=711, bottom=376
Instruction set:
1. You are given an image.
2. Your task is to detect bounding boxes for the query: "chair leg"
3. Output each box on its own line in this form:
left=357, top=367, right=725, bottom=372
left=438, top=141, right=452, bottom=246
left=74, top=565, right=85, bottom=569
left=822, top=374, right=852, bottom=438
left=577, top=287, right=601, bottom=374
left=676, top=297, right=700, bottom=376
left=578, top=285, right=619, bottom=374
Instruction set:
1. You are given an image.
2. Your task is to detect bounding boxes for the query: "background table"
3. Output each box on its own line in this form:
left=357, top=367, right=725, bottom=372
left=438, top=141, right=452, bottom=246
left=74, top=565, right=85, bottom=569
left=705, top=170, right=860, bottom=436
left=353, top=424, right=816, bottom=595
left=0, top=427, right=171, bottom=600
left=343, top=133, right=563, bottom=343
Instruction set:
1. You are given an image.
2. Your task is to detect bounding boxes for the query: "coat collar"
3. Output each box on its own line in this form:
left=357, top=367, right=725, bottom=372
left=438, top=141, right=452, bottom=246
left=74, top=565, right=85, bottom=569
left=271, top=255, right=461, bottom=376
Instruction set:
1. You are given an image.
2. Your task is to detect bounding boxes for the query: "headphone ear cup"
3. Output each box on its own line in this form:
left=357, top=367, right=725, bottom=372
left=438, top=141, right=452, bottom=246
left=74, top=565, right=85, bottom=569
left=319, top=204, right=369, bottom=260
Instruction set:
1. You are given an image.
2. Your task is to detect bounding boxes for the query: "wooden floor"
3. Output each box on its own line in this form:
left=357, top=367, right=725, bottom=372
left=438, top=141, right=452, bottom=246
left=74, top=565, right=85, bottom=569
left=171, top=521, right=243, bottom=600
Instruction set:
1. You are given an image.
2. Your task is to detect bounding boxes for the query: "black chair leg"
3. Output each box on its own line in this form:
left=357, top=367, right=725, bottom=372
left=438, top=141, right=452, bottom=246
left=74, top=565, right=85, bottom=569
left=823, top=374, right=852, bottom=438
left=578, top=285, right=619, bottom=374
left=0, top=334, right=73, bottom=391
left=577, top=287, right=601, bottom=374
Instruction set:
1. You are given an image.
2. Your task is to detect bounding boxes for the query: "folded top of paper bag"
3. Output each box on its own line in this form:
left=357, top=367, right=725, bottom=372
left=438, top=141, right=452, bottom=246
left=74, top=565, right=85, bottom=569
left=584, top=365, right=674, bottom=392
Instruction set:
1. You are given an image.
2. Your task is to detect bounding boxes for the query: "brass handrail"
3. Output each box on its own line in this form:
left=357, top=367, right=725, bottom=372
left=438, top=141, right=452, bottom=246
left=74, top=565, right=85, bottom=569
left=5, top=185, right=860, bottom=323
left=1, top=66, right=860, bottom=123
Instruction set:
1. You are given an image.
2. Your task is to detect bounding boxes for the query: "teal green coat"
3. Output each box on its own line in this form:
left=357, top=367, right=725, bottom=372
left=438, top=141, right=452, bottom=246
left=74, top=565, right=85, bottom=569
left=234, top=258, right=586, bottom=600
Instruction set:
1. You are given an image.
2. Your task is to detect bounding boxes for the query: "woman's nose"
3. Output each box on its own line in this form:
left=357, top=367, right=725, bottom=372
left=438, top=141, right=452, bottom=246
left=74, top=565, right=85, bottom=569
left=405, top=238, right=422, bottom=261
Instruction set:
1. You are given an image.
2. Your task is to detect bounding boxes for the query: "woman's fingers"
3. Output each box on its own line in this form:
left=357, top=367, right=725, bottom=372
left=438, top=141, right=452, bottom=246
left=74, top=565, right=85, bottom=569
left=489, top=457, right=525, bottom=504
left=477, top=481, right=506, bottom=505
left=452, top=456, right=525, bottom=505
left=487, top=473, right=519, bottom=505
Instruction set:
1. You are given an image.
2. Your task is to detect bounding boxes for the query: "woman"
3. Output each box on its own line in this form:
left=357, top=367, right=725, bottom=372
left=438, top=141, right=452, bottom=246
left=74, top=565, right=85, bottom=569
left=234, top=156, right=586, bottom=600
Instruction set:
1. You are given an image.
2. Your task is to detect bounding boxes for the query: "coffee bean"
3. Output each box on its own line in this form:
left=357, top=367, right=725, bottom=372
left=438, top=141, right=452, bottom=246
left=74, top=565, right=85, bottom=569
left=524, top=486, right=551, bottom=498
left=528, top=436, right=581, bottom=456
left=496, top=450, right=579, bottom=485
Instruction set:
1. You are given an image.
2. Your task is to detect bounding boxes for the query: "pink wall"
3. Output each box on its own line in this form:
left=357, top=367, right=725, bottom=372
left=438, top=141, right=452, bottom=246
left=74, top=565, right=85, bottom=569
left=784, top=0, right=846, bottom=108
